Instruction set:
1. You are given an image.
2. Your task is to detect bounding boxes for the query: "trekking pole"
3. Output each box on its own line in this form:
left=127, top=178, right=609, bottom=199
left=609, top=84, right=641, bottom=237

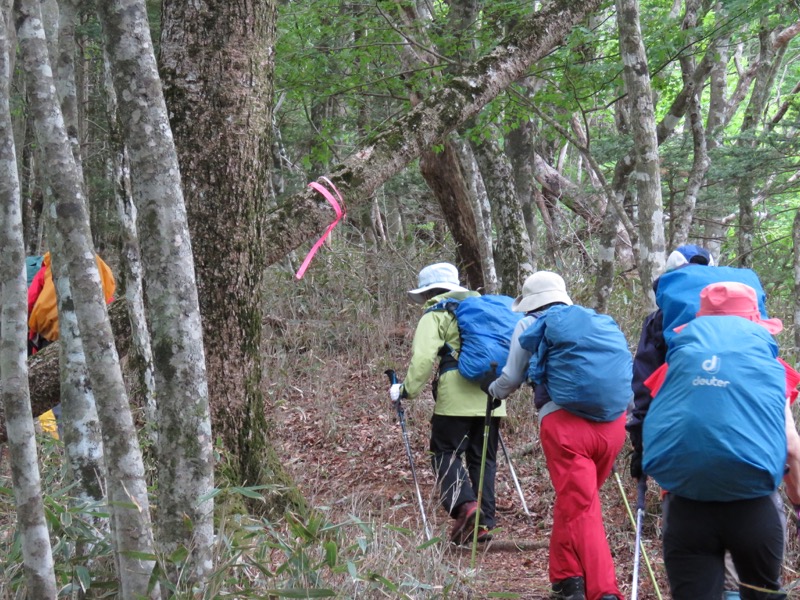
left=612, top=469, right=662, bottom=600
left=384, top=370, right=432, bottom=541
left=498, top=431, right=531, bottom=517
left=631, top=476, right=647, bottom=600
left=471, top=363, right=499, bottom=569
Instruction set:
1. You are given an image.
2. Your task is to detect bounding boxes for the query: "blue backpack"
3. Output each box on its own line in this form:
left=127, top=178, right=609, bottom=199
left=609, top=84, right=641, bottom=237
left=643, top=316, right=786, bottom=501
left=426, top=295, right=524, bottom=380
left=26, top=255, right=44, bottom=288
left=518, top=305, right=632, bottom=422
left=657, top=264, right=767, bottom=346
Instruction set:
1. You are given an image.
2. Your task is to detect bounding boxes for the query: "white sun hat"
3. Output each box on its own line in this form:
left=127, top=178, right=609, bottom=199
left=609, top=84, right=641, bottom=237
left=407, top=262, right=467, bottom=304
left=512, top=271, right=573, bottom=313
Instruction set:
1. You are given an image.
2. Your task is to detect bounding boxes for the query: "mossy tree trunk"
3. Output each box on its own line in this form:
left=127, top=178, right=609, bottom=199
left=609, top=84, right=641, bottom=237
left=159, top=0, right=306, bottom=516
left=0, top=10, right=57, bottom=597
left=19, top=0, right=159, bottom=595
left=97, top=0, right=213, bottom=586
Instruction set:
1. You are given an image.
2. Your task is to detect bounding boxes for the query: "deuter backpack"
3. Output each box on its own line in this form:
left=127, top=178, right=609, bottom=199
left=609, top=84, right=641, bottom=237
left=643, top=316, right=787, bottom=501
left=426, top=294, right=524, bottom=380
left=518, top=304, right=633, bottom=422
left=657, top=264, right=768, bottom=346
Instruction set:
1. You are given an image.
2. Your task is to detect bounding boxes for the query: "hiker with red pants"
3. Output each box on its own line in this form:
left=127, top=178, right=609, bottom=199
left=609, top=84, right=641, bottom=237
left=487, top=271, right=627, bottom=600
left=389, top=262, right=506, bottom=544
left=642, top=281, right=800, bottom=600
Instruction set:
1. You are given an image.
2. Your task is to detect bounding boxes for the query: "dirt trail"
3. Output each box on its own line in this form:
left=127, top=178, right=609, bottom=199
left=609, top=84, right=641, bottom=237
left=277, top=370, right=668, bottom=599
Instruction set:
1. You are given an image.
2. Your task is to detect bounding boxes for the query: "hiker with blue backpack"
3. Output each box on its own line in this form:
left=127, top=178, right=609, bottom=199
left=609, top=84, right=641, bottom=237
left=486, top=271, right=631, bottom=600
left=627, top=244, right=716, bottom=479
left=626, top=245, right=782, bottom=599
left=641, top=281, right=800, bottom=600
left=389, top=262, right=508, bottom=545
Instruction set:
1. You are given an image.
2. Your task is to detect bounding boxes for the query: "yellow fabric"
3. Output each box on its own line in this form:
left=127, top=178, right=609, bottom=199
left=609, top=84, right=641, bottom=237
left=38, top=409, right=59, bottom=439
left=29, top=252, right=116, bottom=342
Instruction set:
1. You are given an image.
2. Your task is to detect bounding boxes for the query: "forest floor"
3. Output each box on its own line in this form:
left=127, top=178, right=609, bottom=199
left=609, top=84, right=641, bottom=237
left=275, top=366, right=672, bottom=599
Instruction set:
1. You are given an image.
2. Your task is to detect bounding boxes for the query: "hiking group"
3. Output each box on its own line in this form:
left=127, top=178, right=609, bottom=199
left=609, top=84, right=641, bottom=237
left=389, top=248, right=800, bottom=600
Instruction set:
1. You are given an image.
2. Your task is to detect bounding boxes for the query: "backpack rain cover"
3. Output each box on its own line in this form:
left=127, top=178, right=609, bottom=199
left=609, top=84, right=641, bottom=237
left=518, top=305, right=633, bottom=422
left=657, top=264, right=768, bottom=347
left=643, top=316, right=786, bottom=501
left=427, top=295, right=523, bottom=380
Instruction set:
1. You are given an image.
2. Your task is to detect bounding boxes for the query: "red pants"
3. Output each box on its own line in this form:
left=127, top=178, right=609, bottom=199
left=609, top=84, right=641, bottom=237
left=541, top=409, right=626, bottom=600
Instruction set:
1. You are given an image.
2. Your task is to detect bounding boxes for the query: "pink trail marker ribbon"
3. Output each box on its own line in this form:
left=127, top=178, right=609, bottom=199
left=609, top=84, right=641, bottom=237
left=295, top=177, right=345, bottom=279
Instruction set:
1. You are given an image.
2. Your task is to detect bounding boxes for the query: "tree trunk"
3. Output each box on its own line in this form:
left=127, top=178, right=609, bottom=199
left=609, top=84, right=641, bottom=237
left=17, top=1, right=158, bottom=596
left=471, top=128, right=534, bottom=295
left=159, top=0, right=306, bottom=527
left=736, top=21, right=781, bottom=268
left=103, top=49, right=156, bottom=429
left=419, top=140, right=485, bottom=290
left=96, top=0, right=215, bottom=585
left=49, top=0, right=107, bottom=509
left=506, top=117, right=538, bottom=269
left=0, top=13, right=57, bottom=598
left=669, top=0, right=709, bottom=248
left=451, top=137, right=497, bottom=292
left=616, top=0, right=665, bottom=309
left=55, top=0, right=83, bottom=177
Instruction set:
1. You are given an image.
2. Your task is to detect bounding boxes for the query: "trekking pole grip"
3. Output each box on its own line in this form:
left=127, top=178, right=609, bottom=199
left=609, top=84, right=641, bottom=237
left=488, top=362, right=500, bottom=409
left=636, top=476, right=648, bottom=512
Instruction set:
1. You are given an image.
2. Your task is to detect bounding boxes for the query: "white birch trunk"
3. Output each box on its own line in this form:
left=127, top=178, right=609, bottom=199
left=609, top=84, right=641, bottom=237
left=96, top=0, right=214, bottom=582
left=0, top=13, right=57, bottom=598
left=15, top=2, right=158, bottom=597
left=102, top=49, right=156, bottom=431
left=616, top=0, right=665, bottom=309
left=470, top=128, right=534, bottom=295
left=49, top=237, right=107, bottom=505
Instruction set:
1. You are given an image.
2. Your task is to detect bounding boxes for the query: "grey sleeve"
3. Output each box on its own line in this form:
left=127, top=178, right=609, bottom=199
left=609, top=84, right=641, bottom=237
left=488, top=316, right=535, bottom=399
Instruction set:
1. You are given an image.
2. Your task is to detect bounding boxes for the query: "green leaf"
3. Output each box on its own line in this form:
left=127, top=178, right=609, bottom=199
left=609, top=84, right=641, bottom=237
left=230, top=485, right=272, bottom=500
left=322, top=540, right=337, bottom=568
left=74, top=565, right=91, bottom=592
left=263, top=589, right=336, bottom=598
left=416, top=536, right=442, bottom=550
left=168, top=546, right=189, bottom=564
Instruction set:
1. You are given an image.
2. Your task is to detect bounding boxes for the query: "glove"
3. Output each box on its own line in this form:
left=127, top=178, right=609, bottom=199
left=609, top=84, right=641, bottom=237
left=627, top=423, right=643, bottom=455
left=630, top=449, right=643, bottom=480
left=389, top=383, right=404, bottom=402
left=478, top=369, right=498, bottom=396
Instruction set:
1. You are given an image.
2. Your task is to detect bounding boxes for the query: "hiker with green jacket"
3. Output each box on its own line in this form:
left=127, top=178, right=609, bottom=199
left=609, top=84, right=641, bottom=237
left=389, top=262, right=506, bottom=544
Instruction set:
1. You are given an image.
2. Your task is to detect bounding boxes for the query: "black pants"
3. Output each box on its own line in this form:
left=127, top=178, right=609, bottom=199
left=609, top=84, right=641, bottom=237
left=429, top=414, right=500, bottom=528
left=662, top=492, right=786, bottom=600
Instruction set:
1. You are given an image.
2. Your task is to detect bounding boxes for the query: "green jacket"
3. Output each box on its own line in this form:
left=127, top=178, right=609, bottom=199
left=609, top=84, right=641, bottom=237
left=402, top=290, right=507, bottom=418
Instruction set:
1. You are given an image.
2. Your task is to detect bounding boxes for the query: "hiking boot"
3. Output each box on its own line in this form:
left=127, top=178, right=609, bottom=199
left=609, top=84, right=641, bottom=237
left=551, top=576, right=585, bottom=600
left=449, top=501, right=478, bottom=544
left=477, top=526, right=493, bottom=543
